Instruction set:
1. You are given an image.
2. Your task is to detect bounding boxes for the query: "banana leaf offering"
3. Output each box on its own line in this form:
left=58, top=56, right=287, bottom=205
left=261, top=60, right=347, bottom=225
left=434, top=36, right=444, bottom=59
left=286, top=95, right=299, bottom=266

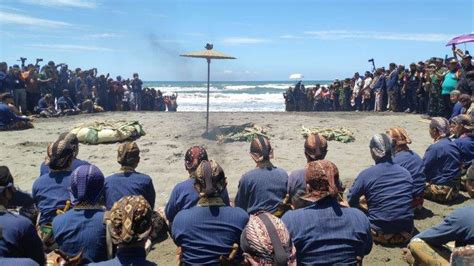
left=301, top=126, right=355, bottom=143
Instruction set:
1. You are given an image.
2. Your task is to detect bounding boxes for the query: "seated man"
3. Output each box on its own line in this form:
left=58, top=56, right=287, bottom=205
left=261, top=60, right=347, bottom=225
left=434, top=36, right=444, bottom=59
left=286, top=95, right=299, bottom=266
left=165, top=146, right=230, bottom=225
left=451, top=115, right=474, bottom=172
left=348, top=133, right=414, bottom=245
left=406, top=205, right=474, bottom=265
left=423, top=117, right=462, bottom=202
left=57, top=89, right=79, bottom=115
left=282, top=160, right=372, bottom=265
left=288, top=133, right=328, bottom=209
left=172, top=160, right=249, bottom=265
left=235, top=136, right=289, bottom=217
left=387, top=127, right=426, bottom=211
left=89, top=195, right=156, bottom=266
left=52, top=165, right=107, bottom=264
left=0, top=93, right=32, bottom=131
left=39, top=132, right=89, bottom=175
left=0, top=166, right=45, bottom=265
left=104, top=142, right=155, bottom=209
left=32, top=133, right=76, bottom=245
left=449, top=90, right=462, bottom=120
left=241, top=212, right=296, bottom=265
left=36, top=94, right=58, bottom=117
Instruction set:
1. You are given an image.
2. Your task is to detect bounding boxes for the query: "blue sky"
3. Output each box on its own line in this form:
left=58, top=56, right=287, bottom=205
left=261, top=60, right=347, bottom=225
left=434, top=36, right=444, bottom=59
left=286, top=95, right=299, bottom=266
left=0, top=0, right=473, bottom=81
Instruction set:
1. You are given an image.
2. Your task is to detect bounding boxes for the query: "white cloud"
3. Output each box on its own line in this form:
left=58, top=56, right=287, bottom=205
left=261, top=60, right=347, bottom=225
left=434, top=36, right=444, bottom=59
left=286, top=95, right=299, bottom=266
left=85, top=33, right=124, bottom=39
left=0, top=11, right=71, bottom=28
left=26, top=44, right=115, bottom=52
left=20, top=0, right=97, bottom=9
left=304, top=30, right=454, bottom=42
left=221, top=37, right=269, bottom=45
left=280, top=34, right=301, bottom=39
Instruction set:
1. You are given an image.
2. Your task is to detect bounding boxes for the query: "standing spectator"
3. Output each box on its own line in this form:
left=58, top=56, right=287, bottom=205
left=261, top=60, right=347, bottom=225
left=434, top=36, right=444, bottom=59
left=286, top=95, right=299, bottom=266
left=131, top=73, right=143, bottom=111
left=0, top=62, right=8, bottom=94
left=441, top=59, right=461, bottom=118
left=361, top=71, right=373, bottom=111
left=23, top=64, right=39, bottom=114
left=352, top=72, right=363, bottom=111
left=386, top=63, right=399, bottom=112
left=373, top=69, right=386, bottom=112
left=7, top=65, right=27, bottom=114
left=403, top=63, right=421, bottom=113
left=427, top=63, right=442, bottom=118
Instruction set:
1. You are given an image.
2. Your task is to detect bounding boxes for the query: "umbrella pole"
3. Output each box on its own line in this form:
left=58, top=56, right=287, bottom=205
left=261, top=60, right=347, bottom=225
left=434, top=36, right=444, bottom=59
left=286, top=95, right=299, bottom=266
left=206, top=58, right=211, bottom=134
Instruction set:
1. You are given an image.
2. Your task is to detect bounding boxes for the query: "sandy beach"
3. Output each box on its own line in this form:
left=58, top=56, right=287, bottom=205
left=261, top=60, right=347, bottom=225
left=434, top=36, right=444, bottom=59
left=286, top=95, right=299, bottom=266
left=1, top=111, right=472, bottom=265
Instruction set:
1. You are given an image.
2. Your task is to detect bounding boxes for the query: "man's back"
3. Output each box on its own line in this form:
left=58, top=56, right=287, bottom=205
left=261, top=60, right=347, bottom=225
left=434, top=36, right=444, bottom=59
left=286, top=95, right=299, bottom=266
left=0, top=211, right=44, bottom=265
left=104, top=171, right=155, bottom=209
left=281, top=198, right=372, bottom=265
left=172, top=205, right=249, bottom=265
left=32, top=171, right=72, bottom=225
left=235, top=167, right=288, bottom=214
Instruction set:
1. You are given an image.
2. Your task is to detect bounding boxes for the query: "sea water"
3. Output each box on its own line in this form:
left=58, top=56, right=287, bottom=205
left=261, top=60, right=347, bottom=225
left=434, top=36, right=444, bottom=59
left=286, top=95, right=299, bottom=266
left=143, top=81, right=331, bottom=112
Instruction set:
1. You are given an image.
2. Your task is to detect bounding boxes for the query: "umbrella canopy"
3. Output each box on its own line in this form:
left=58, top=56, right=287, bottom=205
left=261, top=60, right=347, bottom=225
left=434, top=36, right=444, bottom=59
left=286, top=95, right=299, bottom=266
left=289, top=73, right=304, bottom=80
left=446, top=34, right=474, bottom=46
left=180, top=44, right=236, bottom=135
left=180, top=43, right=236, bottom=59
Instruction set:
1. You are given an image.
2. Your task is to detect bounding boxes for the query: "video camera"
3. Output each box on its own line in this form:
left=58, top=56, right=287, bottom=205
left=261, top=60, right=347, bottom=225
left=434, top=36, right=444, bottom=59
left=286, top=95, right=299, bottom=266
left=368, top=58, right=376, bottom=72
left=35, top=58, right=43, bottom=65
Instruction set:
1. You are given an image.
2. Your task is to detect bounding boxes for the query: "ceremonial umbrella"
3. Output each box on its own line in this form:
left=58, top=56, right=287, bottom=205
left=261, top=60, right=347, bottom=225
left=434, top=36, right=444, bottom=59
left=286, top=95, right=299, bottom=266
left=180, top=43, right=236, bottom=134
left=446, top=33, right=474, bottom=46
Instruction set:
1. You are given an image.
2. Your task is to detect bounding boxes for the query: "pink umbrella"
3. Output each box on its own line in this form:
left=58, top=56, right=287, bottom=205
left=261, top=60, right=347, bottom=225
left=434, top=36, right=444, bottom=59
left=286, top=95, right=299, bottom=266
left=446, top=33, right=474, bottom=46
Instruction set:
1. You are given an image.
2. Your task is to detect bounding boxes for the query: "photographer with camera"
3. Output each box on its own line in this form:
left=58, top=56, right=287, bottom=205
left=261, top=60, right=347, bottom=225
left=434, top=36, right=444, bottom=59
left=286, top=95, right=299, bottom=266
left=22, top=64, right=40, bottom=114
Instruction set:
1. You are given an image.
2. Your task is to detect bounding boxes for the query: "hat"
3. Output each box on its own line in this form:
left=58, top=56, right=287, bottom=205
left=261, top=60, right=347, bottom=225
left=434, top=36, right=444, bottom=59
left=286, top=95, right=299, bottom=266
left=428, top=63, right=436, bottom=68
left=250, top=136, right=274, bottom=163
left=184, top=146, right=208, bottom=172
left=241, top=212, right=296, bottom=265
left=449, top=58, right=458, bottom=64
left=194, top=160, right=226, bottom=197
left=301, top=160, right=344, bottom=202
left=117, top=142, right=140, bottom=167
left=45, top=133, right=77, bottom=170
left=452, top=115, right=474, bottom=131
left=109, top=195, right=152, bottom=245
left=304, top=133, right=328, bottom=161
left=0, top=166, right=14, bottom=194
left=387, top=127, right=412, bottom=146
left=70, top=165, right=105, bottom=205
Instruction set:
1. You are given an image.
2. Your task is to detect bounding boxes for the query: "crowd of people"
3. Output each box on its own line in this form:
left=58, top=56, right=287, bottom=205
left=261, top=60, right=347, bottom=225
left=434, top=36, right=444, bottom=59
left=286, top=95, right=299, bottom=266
left=284, top=47, right=474, bottom=119
left=0, top=59, right=178, bottom=121
left=0, top=113, right=473, bottom=265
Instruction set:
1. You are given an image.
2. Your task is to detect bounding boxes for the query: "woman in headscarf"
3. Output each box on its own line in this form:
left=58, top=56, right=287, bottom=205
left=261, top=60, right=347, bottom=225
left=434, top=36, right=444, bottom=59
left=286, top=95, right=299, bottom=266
left=423, top=117, right=462, bottom=203
left=104, top=141, right=155, bottom=210
left=39, top=132, right=89, bottom=175
left=287, top=133, right=328, bottom=209
left=348, top=133, right=414, bottom=245
left=235, top=136, right=289, bottom=217
left=282, top=160, right=372, bottom=265
left=89, top=195, right=156, bottom=265
left=387, top=127, right=426, bottom=211
left=52, top=164, right=107, bottom=264
left=172, top=160, right=249, bottom=265
left=165, top=146, right=230, bottom=225
left=241, top=212, right=296, bottom=266
left=33, top=133, right=77, bottom=234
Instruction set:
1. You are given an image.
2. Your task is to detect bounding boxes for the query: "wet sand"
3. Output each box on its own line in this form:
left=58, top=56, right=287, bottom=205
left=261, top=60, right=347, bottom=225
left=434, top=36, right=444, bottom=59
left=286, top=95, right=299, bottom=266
left=1, top=111, right=471, bottom=265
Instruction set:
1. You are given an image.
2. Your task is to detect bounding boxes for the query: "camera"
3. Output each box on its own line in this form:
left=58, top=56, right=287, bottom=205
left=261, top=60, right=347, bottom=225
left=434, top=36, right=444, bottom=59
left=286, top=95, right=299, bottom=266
left=36, top=58, right=43, bottom=63
left=368, top=58, right=374, bottom=63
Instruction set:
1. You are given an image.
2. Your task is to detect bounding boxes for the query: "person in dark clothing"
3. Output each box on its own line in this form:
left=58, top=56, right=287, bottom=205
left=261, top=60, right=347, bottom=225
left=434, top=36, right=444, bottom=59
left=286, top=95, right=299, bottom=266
left=406, top=205, right=474, bottom=265
left=403, top=63, right=421, bottom=113
left=282, top=160, right=372, bottom=265
left=423, top=117, right=461, bottom=203
left=96, top=74, right=109, bottom=110
left=451, top=115, right=474, bottom=190
left=130, top=73, right=143, bottom=111
left=0, top=94, right=32, bottom=131
left=52, top=165, right=107, bottom=264
left=104, top=142, right=155, bottom=209
left=348, top=133, right=414, bottom=245
left=0, top=166, right=45, bottom=265
left=155, top=90, right=166, bottom=111
left=165, top=146, right=230, bottom=225
left=57, top=89, right=79, bottom=115
left=89, top=195, right=156, bottom=266
left=235, top=136, right=289, bottom=217
left=172, top=160, right=249, bottom=265
left=288, top=133, right=328, bottom=209
left=387, top=127, right=426, bottom=211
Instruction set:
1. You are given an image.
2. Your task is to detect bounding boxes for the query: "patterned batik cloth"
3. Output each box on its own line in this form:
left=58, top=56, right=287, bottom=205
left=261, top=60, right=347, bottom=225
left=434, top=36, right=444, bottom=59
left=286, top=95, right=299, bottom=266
left=184, top=146, right=208, bottom=172
left=44, top=133, right=77, bottom=170
left=109, top=195, right=152, bottom=245
left=304, top=133, right=328, bottom=160
left=371, top=228, right=412, bottom=245
left=301, top=160, right=344, bottom=202
left=117, top=141, right=140, bottom=166
left=424, top=183, right=459, bottom=203
left=241, top=212, right=297, bottom=266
